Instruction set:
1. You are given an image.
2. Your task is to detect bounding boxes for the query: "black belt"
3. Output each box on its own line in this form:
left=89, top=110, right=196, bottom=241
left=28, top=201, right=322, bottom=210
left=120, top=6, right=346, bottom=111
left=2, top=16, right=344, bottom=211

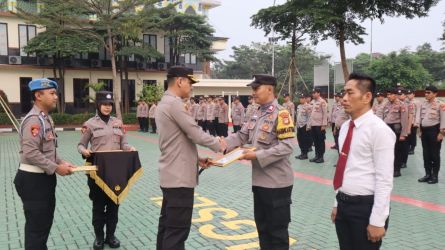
left=336, top=191, right=374, bottom=204
left=420, top=124, right=439, bottom=130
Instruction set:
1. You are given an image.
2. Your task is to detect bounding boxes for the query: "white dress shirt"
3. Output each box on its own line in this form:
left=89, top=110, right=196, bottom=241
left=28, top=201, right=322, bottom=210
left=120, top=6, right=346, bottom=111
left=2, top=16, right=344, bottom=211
left=335, top=109, right=395, bottom=227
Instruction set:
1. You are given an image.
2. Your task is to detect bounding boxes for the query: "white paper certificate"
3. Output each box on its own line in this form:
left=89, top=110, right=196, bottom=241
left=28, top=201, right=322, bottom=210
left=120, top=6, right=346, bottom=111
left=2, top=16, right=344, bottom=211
left=212, top=147, right=255, bottom=167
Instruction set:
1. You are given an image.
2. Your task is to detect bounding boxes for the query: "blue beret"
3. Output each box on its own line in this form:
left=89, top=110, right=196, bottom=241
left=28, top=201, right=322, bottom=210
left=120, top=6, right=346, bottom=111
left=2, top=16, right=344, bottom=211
left=28, top=78, right=58, bottom=92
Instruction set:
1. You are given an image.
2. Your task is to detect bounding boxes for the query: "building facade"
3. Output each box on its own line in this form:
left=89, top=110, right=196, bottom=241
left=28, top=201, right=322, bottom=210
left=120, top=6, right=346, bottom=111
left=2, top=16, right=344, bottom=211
left=0, top=0, right=223, bottom=116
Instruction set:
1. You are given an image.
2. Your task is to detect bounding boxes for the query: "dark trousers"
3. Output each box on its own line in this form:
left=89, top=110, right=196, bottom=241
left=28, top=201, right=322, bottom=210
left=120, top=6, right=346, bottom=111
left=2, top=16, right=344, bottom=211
left=198, top=120, right=207, bottom=132
left=233, top=125, right=241, bottom=133
left=408, top=126, right=417, bottom=150
left=138, top=117, right=149, bottom=132
left=157, top=187, right=194, bottom=250
left=421, top=125, right=442, bottom=177
left=150, top=118, right=157, bottom=133
left=297, top=125, right=311, bottom=154
left=88, top=177, right=119, bottom=239
left=207, top=120, right=216, bottom=135
left=334, top=126, right=340, bottom=154
left=217, top=123, right=228, bottom=137
left=252, top=186, right=292, bottom=250
left=14, top=170, right=57, bottom=250
left=331, top=124, right=337, bottom=146
left=212, top=118, right=219, bottom=136
left=335, top=192, right=388, bottom=250
left=311, top=126, right=326, bottom=158
left=387, top=124, right=407, bottom=172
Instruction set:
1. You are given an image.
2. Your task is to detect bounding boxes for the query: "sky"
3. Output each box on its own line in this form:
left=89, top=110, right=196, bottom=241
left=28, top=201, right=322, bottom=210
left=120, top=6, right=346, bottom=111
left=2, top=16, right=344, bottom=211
left=208, top=0, right=445, bottom=63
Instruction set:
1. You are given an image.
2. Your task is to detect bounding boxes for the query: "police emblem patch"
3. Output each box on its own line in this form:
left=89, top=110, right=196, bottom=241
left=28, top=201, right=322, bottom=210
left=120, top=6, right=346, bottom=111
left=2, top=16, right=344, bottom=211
left=262, top=124, right=270, bottom=131
left=31, top=125, right=40, bottom=137
left=267, top=105, right=275, bottom=113
left=114, top=185, right=121, bottom=191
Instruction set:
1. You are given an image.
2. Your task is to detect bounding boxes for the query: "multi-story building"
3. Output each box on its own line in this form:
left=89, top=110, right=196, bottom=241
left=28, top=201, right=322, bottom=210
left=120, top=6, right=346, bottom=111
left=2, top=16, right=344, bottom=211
left=0, top=0, right=224, bottom=116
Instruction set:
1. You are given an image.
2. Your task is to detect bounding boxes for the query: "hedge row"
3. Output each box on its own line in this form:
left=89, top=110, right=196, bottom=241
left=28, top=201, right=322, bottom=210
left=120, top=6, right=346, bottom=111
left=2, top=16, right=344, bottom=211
left=0, top=113, right=138, bottom=126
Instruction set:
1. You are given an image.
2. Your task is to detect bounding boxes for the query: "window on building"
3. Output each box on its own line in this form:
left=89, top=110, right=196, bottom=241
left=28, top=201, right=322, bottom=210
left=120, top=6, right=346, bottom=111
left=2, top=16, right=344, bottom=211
left=198, top=3, right=203, bottom=11
left=19, top=24, right=36, bottom=56
left=143, top=34, right=157, bottom=62
left=164, top=37, right=171, bottom=63
left=98, top=79, right=113, bottom=91
left=184, top=53, right=197, bottom=65
left=73, top=79, right=90, bottom=109
left=0, top=23, right=7, bottom=56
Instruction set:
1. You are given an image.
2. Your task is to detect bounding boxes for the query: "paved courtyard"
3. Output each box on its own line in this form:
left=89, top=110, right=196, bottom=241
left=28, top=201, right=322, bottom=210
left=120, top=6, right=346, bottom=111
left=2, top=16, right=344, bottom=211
left=0, top=130, right=444, bottom=249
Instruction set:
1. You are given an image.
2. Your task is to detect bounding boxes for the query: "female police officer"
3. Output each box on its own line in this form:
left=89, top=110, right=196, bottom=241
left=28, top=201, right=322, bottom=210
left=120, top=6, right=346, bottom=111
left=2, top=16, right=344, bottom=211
left=77, top=91, right=135, bottom=249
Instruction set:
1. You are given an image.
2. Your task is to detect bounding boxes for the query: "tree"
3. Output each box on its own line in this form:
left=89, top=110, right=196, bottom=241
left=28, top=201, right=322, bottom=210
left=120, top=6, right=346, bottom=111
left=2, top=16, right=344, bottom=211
left=352, top=53, right=372, bottom=74
left=415, top=43, right=445, bottom=83
left=296, top=0, right=438, bottom=83
left=138, top=84, right=163, bottom=104
left=17, top=0, right=99, bottom=113
left=157, top=10, right=216, bottom=65
left=251, top=0, right=314, bottom=100
left=368, top=50, right=433, bottom=91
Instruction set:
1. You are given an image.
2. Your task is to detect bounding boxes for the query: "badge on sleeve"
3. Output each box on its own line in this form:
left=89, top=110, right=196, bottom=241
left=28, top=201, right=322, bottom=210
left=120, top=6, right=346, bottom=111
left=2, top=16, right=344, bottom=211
left=276, top=109, right=295, bottom=140
left=81, top=125, right=88, bottom=134
left=31, top=125, right=40, bottom=137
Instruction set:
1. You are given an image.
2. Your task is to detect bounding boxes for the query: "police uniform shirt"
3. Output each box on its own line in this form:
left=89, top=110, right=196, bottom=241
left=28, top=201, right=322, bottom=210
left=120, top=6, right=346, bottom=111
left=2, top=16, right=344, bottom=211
left=191, top=103, right=200, bottom=120
left=78, top=115, right=132, bottom=153
left=416, top=99, right=445, bottom=129
left=283, top=101, right=295, bottom=120
left=335, top=110, right=395, bottom=227
left=334, top=106, right=350, bottom=129
left=218, top=103, right=229, bottom=124
left=156, top=91, right=221, bottom=188
left=245, top=103, right=259, bottom=123
left=197, top=103, right=206, bottom=121
left=382, top=99, right=410, bottom=136
left=137, top=103, right=148, bottom=118
left=20, top=105, right=61, bottom=174
left=224, top=99, right=295, bottom=188
left=149, top=104, right=157, bottom=119
left=206, top=102, right=215, bottom=121
left=331, top=101, right=341, bottom=124
left=308, top=98, right=328, bottom=127
left=232, top=103, right=245, bottom=126
left=372, top=100, right=386, bottom=119
left=296, top=103, right=311, bottom=128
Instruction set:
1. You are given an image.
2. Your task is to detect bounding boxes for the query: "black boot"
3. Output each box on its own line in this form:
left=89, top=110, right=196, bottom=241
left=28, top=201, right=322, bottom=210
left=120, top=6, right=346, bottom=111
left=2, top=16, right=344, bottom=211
left=105, top=235, right=121, bottom=248
left=93, top=237, right=104, bottom=250
left=418, top=174, right=431, bottom=183
left=315, top=157, right=324, bottom=163
left=393, top=170, right=401, bottom=177
left=428, top=172, right=439, bottom=184
left=401, top=163, right=407, bottom=168
left=309, top=156, right=318, bottom=162
left=408, top=149, right=414, bottom=155
left=296, top=154, right=308, bottom=160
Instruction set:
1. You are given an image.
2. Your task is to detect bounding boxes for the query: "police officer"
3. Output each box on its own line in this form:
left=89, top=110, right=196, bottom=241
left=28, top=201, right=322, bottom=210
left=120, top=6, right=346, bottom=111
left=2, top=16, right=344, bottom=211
left=416, top=86, right=445, bottom=184
left=231, top=96, right=245, bottom=133
left=149, top=101, right=157, bottom=133
left=197, top=97, right=207, bottom=131
left=212, top=97, right=220, bottom=135
left=330, top=92, right=343, bottom=150
left=283, top=93, right=295, bottom=120
left=14, top=78, right=74, bottom=250
left=218, top=97, right=229, bottom=137
left=206, top=96, right=216, bottom=135
left=295, top=93, right=312, bottom=160
left=407, top=89, right=420, bottom=154
left=223, top=74, right=294, bottom=249
left=382, top=88, right=409, bottom=177
left=398, top=89, right=412, bottom=169
left=77, top=91, right=135, bottom=249
left=333, top=91, right=350, bottom=167
left=190, top=97, right=199, bottom=122
left=308, top=87, right=328, bottom=163
left=372, top=92, right=386, bottom=119
left=155, top=66, right=226, bottom=250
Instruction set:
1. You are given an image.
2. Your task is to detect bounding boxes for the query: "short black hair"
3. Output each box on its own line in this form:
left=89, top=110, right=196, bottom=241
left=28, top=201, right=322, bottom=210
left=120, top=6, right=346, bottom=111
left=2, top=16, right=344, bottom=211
left=347, top=72, right=376, bottom=107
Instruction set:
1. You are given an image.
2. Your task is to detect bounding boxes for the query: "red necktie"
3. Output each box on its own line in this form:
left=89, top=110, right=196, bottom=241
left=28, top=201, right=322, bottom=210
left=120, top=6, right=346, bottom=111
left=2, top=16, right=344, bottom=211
left=333, top=121, right=355, bottom=190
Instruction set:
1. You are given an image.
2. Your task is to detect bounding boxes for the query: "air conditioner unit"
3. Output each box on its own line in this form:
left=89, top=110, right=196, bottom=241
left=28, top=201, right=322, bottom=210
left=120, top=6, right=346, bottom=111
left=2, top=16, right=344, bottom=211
left=157, top=62, right=167, bottom=71
left=90, top=59, right=102, bottom=68
left=8, top=56, right=22, bottom=65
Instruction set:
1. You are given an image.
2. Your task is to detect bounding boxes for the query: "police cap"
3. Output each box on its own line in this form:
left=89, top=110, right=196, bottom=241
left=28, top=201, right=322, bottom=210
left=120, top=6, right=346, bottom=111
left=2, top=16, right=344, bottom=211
left=28, top=78, right=58, bottom=92
left=167, top=66, right=199, bottom=84
left=386, top=88, right=398, bottom=94
left=96, top=91, right=114, bottom=104
left=247, top=74, right=277, bottom=87
left=376, top=92, right=385, bottom=97
left=312, top=87, right=321, bottom=93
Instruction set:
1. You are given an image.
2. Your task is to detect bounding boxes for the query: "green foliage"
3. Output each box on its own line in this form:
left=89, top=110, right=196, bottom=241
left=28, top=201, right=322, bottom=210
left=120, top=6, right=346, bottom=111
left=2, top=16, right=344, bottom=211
left=368, top=50, right=433, bottom=91
left=0, top=90, right=9, bottom=114
left=0, top=113, right=12, bottom=125
left=415, top=43, right=445, bottom=82
left=138, top=84, right=163, bottom=104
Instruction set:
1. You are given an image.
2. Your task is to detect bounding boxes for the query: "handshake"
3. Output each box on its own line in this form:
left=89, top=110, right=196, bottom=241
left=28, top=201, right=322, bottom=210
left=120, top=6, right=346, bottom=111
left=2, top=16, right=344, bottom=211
left=198, top=136, right=227, bottom=170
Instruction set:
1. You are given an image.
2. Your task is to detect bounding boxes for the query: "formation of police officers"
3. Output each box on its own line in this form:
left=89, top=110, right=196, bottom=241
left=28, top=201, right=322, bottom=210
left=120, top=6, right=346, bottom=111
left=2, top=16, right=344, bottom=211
left=14, top=68, right=445, bottom=250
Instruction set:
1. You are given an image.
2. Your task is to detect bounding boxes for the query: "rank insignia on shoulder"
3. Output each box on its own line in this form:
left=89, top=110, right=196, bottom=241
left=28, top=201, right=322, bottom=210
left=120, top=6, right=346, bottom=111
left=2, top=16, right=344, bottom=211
left=277, top=110, right=295, bottom=140
left=31, top=125, right=40, bottom=137
left=267, top=105, right=275, bottom=113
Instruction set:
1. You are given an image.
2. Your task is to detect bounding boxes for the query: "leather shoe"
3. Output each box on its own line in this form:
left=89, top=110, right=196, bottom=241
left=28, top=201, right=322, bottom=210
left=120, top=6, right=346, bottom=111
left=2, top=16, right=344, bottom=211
left=418, top=175, right=431, bottom=182
left=401, top=163, right=407, bottom=169
left=309, top=157, right=318, bottom=162
left=330, top=145, right=338, bottom=150
left=427, top=177, right=438, bottom=184
left=295, top=154, right=308, bottom=160
left=333, top=164, right=337, bottom=167
left=105, top=235, right=121, bottom=248
left=308, top=147, right=313, bottom=152
left=93, top=238, right=104, bottom=250
left=315, top=158, right=324, bottom=163
left=393, top=170, right=401, bottom=177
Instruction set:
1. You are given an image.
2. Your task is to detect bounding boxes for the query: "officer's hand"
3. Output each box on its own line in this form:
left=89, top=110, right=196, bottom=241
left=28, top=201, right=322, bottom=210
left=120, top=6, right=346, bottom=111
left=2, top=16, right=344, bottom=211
left=198, top=157, right=212, bottom=169
left=399, top=135, right=406, bottom=141
left=218, top=137, right=227, bottom=152
left=306, top=127, right=311, bottom=132
left=367, top=225, right=386, bottom=243
left=437, top=133, right=444, bottom=142
left=127, top=146, right=136, bottom=151
left=240, top=150, right=256, bottom=160
left=321, top=126, right=326, bottom=131
left=82, top=149, right=92, bottom=157
left=55, top=163, right=73, bottom=176
left=331, top=207, right=337, bottom=223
